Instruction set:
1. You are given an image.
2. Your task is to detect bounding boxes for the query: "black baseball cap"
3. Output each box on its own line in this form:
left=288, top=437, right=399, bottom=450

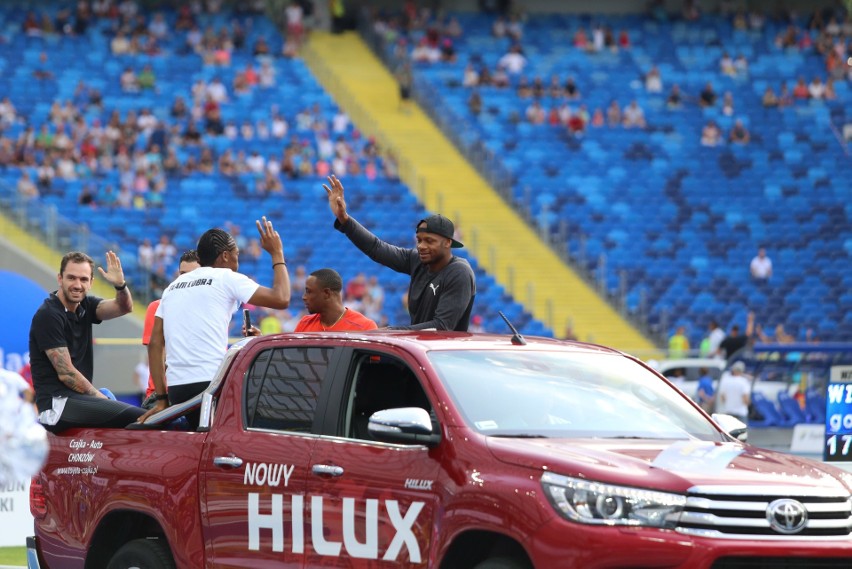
left=416, top=214, right=463, bottom=248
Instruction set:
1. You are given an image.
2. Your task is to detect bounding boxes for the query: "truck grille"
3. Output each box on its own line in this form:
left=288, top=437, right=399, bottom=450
left=676, top=485, right=852, bottom=540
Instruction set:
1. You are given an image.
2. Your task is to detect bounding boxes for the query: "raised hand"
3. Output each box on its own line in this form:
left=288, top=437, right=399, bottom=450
left=323, top=175, right=349, bottom=225
left=98, top=251, right=125, bottom=287
left=255, top=216, right=284, bottom=257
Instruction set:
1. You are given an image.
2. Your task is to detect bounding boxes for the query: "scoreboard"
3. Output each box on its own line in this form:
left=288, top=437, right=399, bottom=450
left=824, top=365, right=852, bottom=462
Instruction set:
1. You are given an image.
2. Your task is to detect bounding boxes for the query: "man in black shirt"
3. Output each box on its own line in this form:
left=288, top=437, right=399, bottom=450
left=324, top=175, right=476, bottom=331
left=29, top=251, right=146, bottom=432
left=718, top=311, right=755, bottom=360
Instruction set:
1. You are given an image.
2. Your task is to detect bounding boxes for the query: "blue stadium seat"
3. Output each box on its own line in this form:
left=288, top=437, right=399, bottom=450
left=749, top=392, right=789, bottom=428
left=777, top=391, right=807, bottom=425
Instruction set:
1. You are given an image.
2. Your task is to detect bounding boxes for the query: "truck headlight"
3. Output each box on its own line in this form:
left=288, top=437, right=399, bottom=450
left=541, top=472, right=686, bottom=528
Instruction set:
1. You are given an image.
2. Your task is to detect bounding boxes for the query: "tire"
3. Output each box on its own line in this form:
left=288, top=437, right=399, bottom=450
left=473, top=557, right=532, bottom=569
left=106, top=538, right=176, bottom=569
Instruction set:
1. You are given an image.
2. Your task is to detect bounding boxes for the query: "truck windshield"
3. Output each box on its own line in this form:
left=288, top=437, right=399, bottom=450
left=428, top=350, right=723, bottom=441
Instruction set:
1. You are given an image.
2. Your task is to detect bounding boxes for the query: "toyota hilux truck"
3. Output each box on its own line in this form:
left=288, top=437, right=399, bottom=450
left=27, top=331, right=852, bottom=569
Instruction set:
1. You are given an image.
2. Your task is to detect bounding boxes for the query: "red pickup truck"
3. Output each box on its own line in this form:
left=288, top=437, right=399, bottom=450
left=28, top=332, right=852, bottom=568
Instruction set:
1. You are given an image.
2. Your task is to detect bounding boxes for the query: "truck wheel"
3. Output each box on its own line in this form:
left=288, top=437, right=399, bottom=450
left=473, top=557, right=531, bottom=569
left=106, top=538, right=176, bottom=569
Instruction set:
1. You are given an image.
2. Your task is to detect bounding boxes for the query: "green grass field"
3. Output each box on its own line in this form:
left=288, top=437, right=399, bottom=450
left=0, top=546, right=26, bottom=565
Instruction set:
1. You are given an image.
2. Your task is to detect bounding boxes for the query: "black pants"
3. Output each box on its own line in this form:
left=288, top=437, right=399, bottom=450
left=43, top=395, right=146, bottom=434
left=169, top=381, right=209, bottom=430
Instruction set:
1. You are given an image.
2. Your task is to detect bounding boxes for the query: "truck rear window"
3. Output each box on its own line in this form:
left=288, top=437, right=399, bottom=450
left=244, top=346, right=333, bottom=432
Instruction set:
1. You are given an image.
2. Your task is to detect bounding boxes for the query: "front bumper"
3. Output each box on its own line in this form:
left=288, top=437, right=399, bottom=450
left=528, top=519, right=852, bottom=568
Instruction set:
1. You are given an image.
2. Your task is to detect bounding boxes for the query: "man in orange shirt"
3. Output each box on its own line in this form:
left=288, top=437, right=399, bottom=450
left=140, top=250, right=200, bottom=407
left=295, top=268, right=377, bottom=332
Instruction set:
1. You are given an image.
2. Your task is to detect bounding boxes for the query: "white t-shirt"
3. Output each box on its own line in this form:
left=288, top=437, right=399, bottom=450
left=708, top=327, right=726, bottom=356
left=156, top=267, right=259, bottom=387
left=285, top=4, right=303, bottom=26
left=750, top=255, right=772, bottom=278
left=716, top=372, right=751, bottom=418
left=623, top=104, right=645, bottom=125
left=498, top=52, right=526, bottom=74
left=133, top=361, right=149, bottom=393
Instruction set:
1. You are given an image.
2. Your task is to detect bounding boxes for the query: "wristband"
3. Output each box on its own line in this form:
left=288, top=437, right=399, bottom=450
left=272, top=261, right=286, bottom=269
left=114, top=282, right=127, bottom=291
left=153, top=393, right=169, bottom=401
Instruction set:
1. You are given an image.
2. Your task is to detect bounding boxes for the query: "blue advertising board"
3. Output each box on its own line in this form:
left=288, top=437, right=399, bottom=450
left=824, top=365, right=852, bottom=462
left=0, top=270, right=48, bottom=372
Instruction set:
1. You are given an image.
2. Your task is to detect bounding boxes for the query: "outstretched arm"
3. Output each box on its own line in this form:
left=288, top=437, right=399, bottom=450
left=325, top=176, right=414, bottom=274
left=745, top=311, right=755, bottom=337
left=246, top=216, right=290, bottom=309
left=96, top=251, right=133, bottom=320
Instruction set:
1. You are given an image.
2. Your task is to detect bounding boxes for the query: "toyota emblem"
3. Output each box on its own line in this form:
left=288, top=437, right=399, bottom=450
left=766, top=498, right=808, bottom=534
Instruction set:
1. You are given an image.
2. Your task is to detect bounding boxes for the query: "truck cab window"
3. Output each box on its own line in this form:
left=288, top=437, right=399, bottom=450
left=345, top=354, right=433, bottom=441
left=244, top=347, right=332, bottom=432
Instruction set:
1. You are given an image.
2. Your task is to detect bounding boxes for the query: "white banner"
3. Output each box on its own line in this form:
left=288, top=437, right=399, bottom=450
left=0, top=479, right=33, bottom=547
left=790, top=424, right=826, bottom=454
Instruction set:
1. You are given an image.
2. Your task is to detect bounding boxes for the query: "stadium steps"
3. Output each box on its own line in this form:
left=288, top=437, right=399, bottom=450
left=302, top=31, right=656, bottom=353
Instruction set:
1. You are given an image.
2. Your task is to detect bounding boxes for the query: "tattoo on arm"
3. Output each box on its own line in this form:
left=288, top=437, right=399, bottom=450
left=45, top=347, right=99, bottom=395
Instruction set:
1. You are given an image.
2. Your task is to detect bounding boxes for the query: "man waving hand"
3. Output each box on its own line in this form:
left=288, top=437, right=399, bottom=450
left=324, top=175, right=475, bottom=331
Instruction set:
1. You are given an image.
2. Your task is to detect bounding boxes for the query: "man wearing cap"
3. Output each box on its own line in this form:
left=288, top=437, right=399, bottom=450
left=324, top=175, right=475, bottom=331
left=140, top=217, right=291, bottom=426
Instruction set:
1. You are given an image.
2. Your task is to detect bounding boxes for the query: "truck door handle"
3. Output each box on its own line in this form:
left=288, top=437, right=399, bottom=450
left=213, top=456, right=244, bottom=468
left=312, top=464, right=344, bottom=477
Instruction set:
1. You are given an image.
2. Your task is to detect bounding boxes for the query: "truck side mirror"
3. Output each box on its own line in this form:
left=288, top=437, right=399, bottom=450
left=712, top=413, right=748, bottom=442
left=368, top=407, right=441, bottom=446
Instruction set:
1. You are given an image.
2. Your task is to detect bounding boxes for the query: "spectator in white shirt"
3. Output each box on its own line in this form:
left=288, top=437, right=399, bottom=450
left=716, top=362, right=751, bottom=422
left=808, top=77, right=826, bottom=100
left=462, top=63, right=479, bottom=87
left=645, top=66, right=663, bottom=93
left=706, top=320, right=727, bottom=357
left=750, top=247, right=772, bottom=280
left=259, top=61, right=276, bottom=87
left=622, top=100, right=646, bottom=128
left=332, top=112, right=349, bottom=134
left=206, top=78, right=228, bottom=104
left=246, top=151, right=265, bottom=173
left=120, top=67, right=139, bottom=92
left=148, top=13, right=168, bottom=38
left=525, top=100, right=545, bottom=124
left=271, top=114, right=288, bottom=138
left=137, top=238, right=155, bottom=270
left=153, top=234, right=177, bottom=266
left=498, top=45, right=527, bottom=74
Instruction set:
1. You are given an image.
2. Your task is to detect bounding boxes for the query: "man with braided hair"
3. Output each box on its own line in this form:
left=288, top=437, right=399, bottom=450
left=141, top=217, right=290, bottom=426
left=140, top=249, right=201, bottom=409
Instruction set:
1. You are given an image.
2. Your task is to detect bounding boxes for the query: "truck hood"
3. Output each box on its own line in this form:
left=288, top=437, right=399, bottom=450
left=485, top=437, right=852, bottom=494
